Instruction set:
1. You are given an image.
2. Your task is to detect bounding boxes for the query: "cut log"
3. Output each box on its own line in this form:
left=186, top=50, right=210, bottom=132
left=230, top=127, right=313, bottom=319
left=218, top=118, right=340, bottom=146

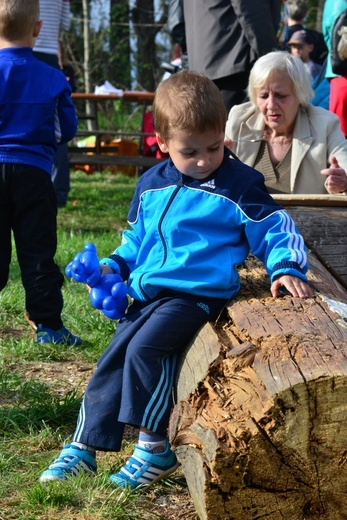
left=273, top=195, right=347, bottom=289
left=169, top=252, right=347, bottom=520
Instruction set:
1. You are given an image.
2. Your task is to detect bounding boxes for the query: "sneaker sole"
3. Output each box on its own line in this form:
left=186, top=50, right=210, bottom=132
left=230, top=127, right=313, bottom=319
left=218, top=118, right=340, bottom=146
left=39, top=474, right=64, bottom=482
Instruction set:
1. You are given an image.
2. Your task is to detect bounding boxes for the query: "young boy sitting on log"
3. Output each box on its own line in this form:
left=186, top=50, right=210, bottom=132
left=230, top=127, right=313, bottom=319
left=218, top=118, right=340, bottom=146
left=40, top=70, right=313, bottom=489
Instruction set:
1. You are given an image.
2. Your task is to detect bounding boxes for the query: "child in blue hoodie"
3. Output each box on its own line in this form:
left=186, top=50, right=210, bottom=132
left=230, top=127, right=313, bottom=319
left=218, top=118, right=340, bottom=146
left=0, top=0, right=81, bottom=345
left=40, top=70, right=312, bottom=488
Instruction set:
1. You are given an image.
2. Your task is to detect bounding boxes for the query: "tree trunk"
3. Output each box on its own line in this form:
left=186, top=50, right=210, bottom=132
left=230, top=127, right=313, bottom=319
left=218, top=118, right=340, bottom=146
left=131, top=0, right=167, bottom=91
left=109, top=1, right=131, bottom=90
left=82, top=0, right=94, bottom=130
left=169, top=252, right=347, bottom=520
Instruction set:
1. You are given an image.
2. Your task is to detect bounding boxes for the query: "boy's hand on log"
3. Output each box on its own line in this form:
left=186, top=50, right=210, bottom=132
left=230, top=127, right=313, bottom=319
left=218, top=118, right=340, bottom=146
left=271, top=275, right=313, bottom=299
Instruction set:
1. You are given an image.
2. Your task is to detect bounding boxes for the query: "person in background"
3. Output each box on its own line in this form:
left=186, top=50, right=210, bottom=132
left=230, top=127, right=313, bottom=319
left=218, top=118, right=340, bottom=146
left=225, top=51, right=347, bottom=195
left=0, top=0, right=81, bottom=346
left=311, top=62, right=330, bottom=111
left=322, top=0, right=347, bottom=138
left=40, top=69, right=312, bottom=489
left=283, top=0, right=328, bottom=65
left=287, top=29, right=322, bottom=81
left=33, top=0, right=72, bottom=208
left=282, top=0, right=307, bottom=45
left=59, top=39, right=77, bottom=94
left=161, top=43, right=183, bottom=81
left=168, top=0, right=188, bottom=69
left=182, top=0, right=282, bottom=112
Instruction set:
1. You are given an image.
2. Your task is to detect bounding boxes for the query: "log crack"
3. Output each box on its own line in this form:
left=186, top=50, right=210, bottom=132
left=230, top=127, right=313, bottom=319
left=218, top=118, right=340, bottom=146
left=288, top=346, right=325, bottom=513
left=249, top=415, right=314, bottom=490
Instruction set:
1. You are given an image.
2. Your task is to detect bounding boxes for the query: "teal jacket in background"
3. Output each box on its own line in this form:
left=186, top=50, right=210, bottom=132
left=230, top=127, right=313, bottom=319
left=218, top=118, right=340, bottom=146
left=322, top=0, right=347, bottom=78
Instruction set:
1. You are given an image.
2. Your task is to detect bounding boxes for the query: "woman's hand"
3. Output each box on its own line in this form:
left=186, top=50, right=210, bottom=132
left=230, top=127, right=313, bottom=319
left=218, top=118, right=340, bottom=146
left=321, top=156, right=347, bottom=194
left=271, top=275, right=313, bottom=299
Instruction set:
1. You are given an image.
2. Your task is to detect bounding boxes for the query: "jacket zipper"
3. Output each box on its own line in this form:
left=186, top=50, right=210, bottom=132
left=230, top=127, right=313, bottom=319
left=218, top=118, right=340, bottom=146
left=138, top=184, right=182, bottom=299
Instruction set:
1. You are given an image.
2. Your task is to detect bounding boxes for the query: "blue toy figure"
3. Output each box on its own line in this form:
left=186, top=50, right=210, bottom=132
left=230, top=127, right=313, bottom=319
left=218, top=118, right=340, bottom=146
left=65, top=243, right=128, bottom=320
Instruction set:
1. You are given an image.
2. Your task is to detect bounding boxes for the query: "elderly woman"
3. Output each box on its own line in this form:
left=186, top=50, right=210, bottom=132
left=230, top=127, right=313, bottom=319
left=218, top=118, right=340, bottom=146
left=225, top=51, right=347, bottom=194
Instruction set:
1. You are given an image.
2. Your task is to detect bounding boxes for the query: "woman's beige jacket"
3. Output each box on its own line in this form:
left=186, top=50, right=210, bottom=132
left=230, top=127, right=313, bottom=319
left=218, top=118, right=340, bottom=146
left=226, top=101, right=347, bottom=194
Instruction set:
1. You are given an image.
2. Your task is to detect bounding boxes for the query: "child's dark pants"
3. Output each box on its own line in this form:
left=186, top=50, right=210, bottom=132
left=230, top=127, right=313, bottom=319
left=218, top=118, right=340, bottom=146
left=0, top=164, right=64, bottom=329
left=72, top=292, right=226, bottom=451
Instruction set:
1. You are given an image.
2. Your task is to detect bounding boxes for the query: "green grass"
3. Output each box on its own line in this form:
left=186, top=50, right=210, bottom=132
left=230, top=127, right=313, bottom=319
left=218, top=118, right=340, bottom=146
left=0, top=170, right=193, bottom=520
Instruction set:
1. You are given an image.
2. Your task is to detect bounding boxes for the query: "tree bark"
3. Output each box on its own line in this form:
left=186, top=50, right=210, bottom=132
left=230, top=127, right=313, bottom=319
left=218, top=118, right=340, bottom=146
left=169, top=252, right=347, bottom=520
left=132, top=0, right=167, bottom=91
left=109, top=1, right=131, bottom=89
left=82, top=0, right=94, bottom=130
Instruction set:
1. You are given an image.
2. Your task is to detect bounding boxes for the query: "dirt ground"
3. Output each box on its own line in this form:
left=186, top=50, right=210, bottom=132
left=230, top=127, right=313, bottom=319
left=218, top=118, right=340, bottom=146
left=9, top=359, right=95, bottom=396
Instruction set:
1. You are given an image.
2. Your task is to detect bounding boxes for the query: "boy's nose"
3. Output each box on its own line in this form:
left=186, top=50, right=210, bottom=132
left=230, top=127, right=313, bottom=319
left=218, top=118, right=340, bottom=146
left=197, top=156, right=208, bottom=167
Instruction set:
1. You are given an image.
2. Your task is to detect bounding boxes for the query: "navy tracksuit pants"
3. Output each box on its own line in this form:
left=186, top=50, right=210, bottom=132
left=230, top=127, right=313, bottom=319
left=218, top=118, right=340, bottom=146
left=72, top=292, right=226, bottom=451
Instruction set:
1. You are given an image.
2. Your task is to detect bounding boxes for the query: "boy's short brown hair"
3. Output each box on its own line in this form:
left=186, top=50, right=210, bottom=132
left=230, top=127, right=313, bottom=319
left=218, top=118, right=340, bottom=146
left=0, top=0, right=39, bottom=41
left=153, top=70, right=227, bottom=142
left=286, top=0, right=308, bottom=22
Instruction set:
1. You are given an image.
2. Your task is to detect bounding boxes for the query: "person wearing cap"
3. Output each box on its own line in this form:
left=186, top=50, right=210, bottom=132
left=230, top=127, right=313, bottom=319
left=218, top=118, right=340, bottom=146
left=288, top=29, right=322, bottom=81
left=225, top=51, right=347, bottom=195
left=282, top=0, right=327, bottom=65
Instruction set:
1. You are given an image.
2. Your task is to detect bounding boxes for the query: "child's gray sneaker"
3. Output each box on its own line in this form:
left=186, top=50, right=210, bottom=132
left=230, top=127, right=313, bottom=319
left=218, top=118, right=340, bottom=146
left=109, top=443, right=179, bottom=489
left=39, top=444, right=96, bottom=482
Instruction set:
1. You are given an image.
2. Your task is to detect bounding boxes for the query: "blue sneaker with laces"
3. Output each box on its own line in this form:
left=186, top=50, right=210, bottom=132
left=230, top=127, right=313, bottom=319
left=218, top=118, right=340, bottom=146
left=39, top=444, right=97, bottom=482
left=109, top=443, right=179, bottom=489
left=36, top=324, right=82, bottom=346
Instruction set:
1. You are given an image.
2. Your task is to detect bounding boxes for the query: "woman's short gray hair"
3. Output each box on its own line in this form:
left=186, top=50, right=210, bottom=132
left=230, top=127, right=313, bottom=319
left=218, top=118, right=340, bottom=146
left=247, top=51, right=314, bottom=108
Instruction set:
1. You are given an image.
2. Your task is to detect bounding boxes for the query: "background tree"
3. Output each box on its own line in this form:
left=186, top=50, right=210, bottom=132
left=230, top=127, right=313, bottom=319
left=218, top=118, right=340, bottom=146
left=131, top=0, right=168, bottom=91
left=109, top=1, right=131, bottom=89
left=307, top=0, right=326, bottom=30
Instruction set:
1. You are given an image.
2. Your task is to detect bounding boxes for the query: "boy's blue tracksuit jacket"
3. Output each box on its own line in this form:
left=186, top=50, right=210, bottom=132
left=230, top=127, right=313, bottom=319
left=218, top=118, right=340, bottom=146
left=0, top=47, right=77, bottom=175
left=102, top=148, right=309, bottom=301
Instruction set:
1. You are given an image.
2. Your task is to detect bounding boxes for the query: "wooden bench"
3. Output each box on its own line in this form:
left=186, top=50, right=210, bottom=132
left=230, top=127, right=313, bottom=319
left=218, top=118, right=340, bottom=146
left=69, top=91, right=165, bottom=174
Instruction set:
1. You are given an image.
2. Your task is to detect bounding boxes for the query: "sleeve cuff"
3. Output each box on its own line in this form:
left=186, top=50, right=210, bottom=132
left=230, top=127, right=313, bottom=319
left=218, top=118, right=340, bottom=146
left=99, top=257, right=121, bottom=275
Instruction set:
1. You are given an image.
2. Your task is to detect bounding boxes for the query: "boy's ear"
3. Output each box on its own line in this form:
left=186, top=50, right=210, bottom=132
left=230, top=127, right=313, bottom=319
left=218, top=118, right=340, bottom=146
left=156, top=133, right=169, bottom=153
left=33, top=20, right=43, bottom=38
